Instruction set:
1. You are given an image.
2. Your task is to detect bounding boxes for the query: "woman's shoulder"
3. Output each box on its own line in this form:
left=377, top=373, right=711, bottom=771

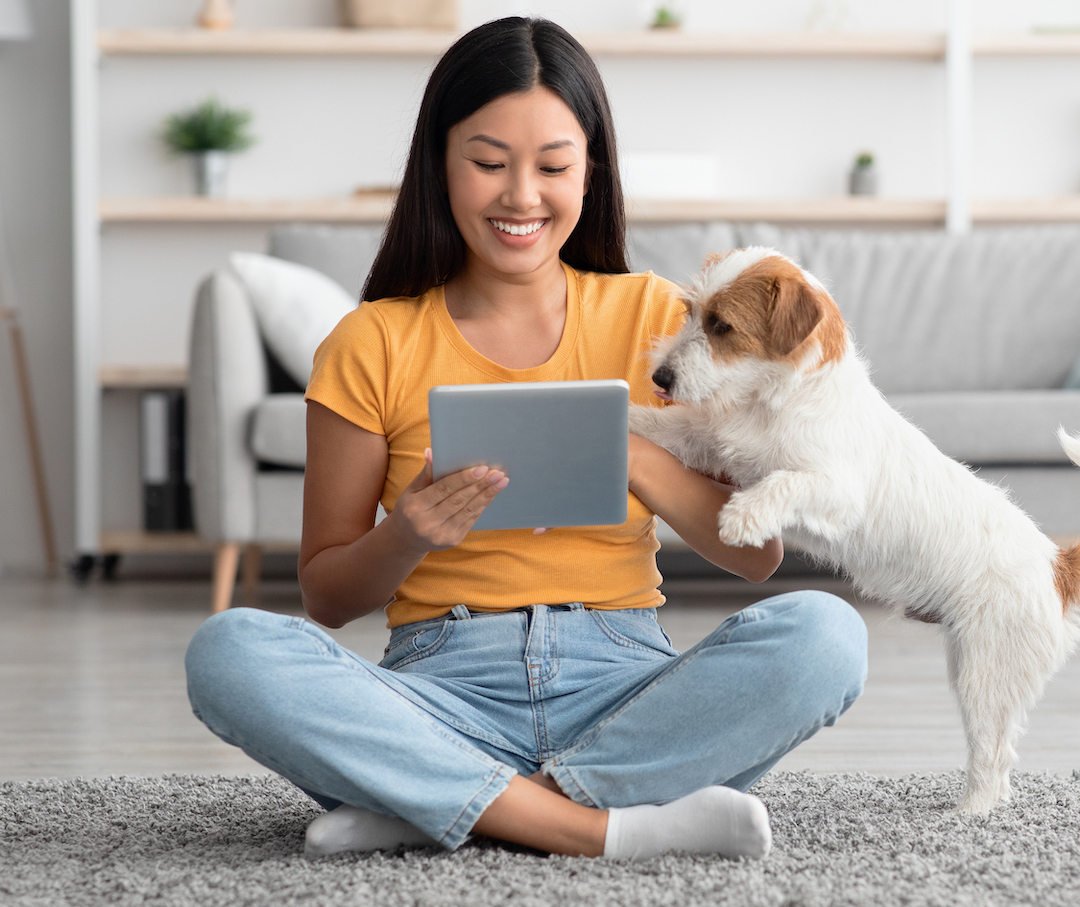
left=328, top=289, right=437, bottom=339
left=570, top=266, right=685, bottom=326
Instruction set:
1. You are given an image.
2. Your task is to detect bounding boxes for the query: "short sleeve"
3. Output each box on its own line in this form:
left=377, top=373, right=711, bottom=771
left=305, top=302, right=390, bottom=435
left=646, top=272, right=686, bottom=340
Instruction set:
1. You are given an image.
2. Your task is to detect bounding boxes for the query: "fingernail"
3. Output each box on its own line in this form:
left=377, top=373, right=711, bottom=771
left=472, top=466, right=489, bottom=478
left=485, top=470, right=503, bottom=483
left=494, top=477, right=509, bottom=491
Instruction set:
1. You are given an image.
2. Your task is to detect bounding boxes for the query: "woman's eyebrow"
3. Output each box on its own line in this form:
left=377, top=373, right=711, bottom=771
left=465, top=135, right=578, bottom=152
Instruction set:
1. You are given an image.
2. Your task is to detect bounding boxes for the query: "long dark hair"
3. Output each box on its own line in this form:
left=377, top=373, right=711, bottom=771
left=362, top=17, right=628, bottom=301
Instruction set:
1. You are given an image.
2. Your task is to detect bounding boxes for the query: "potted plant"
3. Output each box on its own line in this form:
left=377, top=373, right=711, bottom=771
left=848, top=151, right=878, bottom=196
left=650, top=5, right=682, bottom=29
left=162, top=98, right=256, bottom=197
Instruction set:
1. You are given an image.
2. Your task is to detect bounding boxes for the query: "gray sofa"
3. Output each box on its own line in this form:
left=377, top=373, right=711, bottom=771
left=187, top=222, right=1080, bottom=608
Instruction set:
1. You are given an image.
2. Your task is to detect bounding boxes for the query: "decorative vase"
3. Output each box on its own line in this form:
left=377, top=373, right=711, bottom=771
left=848, top=163, right=878, bottom=197
left=196, top=0, right=234, bottom=30
left=338, top=0, right=457, bottom=29
left=194, top=151, right=229, bottom=197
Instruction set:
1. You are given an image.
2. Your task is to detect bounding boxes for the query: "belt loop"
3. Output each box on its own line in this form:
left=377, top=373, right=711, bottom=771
left=568, top=602, right=585, bottom=611
left=450, top=604, right=471, bottom=620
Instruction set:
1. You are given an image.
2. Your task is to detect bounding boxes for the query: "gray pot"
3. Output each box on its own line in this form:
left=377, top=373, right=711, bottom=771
left=848, top=165, right=878, bottom=197
left=194, top=150, right=229, bottom=197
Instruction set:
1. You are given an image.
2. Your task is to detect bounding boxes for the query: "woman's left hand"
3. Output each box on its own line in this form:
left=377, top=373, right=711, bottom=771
left=628, top=433, right=784, bottom=583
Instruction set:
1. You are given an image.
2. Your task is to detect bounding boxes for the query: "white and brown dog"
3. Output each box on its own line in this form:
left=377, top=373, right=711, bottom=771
left=629, top=247, right=1080, bottom=815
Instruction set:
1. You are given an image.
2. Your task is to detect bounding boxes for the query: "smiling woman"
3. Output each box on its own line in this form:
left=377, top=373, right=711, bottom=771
left=184, top=15, right=866, bottom=869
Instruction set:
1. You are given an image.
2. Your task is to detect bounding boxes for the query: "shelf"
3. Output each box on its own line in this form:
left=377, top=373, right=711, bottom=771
left=97, top=28, right=949, bottom=60
left=98, top=529, right=299, bottom=554
left=99, top=529, right=215, bottom=554
left=99, top=193, right=396, bottom=224
left=99, top=365, right=187, bottom=388
left=97, top=27, right=457, bottom=56
left=970, top=197, right=1080, bottom=221
left=99, top=194, right=1080, bottom=226
left=627, top=197, right=947, bottom=223
left=97, top=28, right=1080, bottom=61
left=973, top=33, right=1080, bottom=56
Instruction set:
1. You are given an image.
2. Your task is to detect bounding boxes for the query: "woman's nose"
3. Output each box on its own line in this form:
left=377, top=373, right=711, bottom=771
left=503, top=168, right=541, bottom=211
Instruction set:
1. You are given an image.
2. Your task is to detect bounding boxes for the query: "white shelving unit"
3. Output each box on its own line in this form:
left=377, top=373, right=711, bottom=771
left=71, top=4, right=1080, bottom=560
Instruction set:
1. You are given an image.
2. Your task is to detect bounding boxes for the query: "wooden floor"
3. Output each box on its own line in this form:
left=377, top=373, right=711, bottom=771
left=1, top=573, right=1079, bottom=782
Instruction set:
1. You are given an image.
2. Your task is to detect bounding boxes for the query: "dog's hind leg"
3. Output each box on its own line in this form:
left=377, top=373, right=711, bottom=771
left=945, top=621, right=1057, bottom=814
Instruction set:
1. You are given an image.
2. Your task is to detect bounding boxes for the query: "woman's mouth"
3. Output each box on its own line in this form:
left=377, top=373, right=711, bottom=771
left=489, top=219, right=546, bottom=236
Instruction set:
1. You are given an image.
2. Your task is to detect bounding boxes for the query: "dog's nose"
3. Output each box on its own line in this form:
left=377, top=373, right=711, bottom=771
left=652, top=364, right=676, bottom=392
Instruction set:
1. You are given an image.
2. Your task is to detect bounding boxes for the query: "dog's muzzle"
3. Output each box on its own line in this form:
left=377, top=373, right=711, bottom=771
left=652, top=364, right=676, bottom=393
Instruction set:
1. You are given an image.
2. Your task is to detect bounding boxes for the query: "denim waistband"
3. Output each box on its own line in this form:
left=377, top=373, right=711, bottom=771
left=449, top=603, right=585, bottom=620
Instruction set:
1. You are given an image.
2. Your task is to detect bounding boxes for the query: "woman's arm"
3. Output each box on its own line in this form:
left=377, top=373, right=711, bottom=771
left=298, top=401, right=508, bottom=628
left=628, top=433, right=783, bottom=583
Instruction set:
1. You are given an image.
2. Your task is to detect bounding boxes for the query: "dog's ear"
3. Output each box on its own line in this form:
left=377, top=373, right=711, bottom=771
left=769, top=273, right=824, bottom=357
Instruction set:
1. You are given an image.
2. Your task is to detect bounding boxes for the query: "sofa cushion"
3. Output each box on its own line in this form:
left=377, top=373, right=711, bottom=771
left=737, top=224, right=1080, bottom=395
left=889, top=390, right=1080, bottom=464
left=269, top=224, right=385, bottom=299
left=249, top=393, right=307, bottom=468
left=229, top=252, right=356, bottom=387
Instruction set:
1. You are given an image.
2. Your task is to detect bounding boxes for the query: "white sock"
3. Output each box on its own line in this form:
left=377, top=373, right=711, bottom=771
left=603, top=786, right=772, bottom=861
left=304, top=804, right=437, bottom=858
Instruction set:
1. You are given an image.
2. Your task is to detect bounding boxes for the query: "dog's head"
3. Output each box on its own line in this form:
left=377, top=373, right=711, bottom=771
left=650, top=247, right=848, bottom=406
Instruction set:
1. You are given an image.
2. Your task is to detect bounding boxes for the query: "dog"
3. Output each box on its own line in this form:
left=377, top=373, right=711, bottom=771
left=628, top=247, right=1080, bottom=815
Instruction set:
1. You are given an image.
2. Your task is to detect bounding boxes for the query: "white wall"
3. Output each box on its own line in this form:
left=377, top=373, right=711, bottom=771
left=0, top=0, right=72, bottom=575
left=3, top=0, right=1080, bottom=569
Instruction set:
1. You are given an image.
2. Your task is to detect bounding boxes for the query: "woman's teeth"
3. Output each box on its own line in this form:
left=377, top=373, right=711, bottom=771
left=491, top=220, right=544, bottom=236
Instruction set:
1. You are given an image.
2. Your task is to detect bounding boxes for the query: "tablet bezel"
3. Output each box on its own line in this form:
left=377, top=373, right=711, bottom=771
left=428, top=379, right=630, bottom=531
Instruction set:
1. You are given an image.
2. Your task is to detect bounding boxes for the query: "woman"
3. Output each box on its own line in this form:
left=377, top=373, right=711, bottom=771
left=186, top=17, right=867, bottom=862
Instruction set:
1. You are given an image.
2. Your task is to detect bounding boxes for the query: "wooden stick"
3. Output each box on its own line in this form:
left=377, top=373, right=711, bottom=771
left=2, top=308, right=58, bottom=574
left=211, top=542, right=240, bottom=613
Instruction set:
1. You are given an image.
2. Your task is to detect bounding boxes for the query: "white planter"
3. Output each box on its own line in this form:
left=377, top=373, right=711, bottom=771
left=194, top=151, right=229, bottom=197
left=849, top=165, right=878, bottom=197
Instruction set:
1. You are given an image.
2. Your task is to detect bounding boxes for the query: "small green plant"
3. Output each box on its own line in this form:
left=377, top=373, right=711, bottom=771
left=854, top=152, right=875, bottom=169
left=163, top=98, right=256, bottom=154
left=651, top=5, right=682, bottom=28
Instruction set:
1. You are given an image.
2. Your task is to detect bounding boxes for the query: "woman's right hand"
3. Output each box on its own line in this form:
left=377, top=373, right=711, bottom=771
left=388, top=449, right=509, bottom=553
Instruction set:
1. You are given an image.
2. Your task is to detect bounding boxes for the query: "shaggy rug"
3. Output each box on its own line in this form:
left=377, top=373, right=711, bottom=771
left=2, top=771, right=1079, bottom=906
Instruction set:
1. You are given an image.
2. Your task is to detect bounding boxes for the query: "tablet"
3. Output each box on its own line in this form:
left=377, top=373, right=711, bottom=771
left=428, top=380, right=630, bottom=531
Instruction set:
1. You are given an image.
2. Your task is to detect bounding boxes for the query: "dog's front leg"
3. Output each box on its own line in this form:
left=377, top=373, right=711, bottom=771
left=718, top=470, right=861, bottom=548
left=628, top=404, right=723, bottom=475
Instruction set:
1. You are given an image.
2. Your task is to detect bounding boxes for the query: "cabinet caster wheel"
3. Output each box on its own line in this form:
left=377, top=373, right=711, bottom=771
left=69, top=554, right=96, bottom=585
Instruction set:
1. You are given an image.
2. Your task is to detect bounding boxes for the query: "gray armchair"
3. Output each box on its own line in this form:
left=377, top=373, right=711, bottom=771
left=186, top=225, right=383, bottom=611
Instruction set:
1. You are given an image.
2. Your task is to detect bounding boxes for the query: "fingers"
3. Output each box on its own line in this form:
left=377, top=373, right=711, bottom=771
left=396, top=454, right=509, bottom=550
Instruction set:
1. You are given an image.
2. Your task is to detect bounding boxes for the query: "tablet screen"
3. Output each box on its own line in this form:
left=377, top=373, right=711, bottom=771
left=428, top=380, right=629, bottom=531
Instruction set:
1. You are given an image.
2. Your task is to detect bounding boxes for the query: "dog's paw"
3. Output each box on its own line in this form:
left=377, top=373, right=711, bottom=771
left=717, top=496, right=779, bottom=548
left=627, top=404, right=661, bottom=437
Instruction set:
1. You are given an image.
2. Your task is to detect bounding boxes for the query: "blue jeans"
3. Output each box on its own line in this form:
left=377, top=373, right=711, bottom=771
left=185, top=592, right=866, bottom=850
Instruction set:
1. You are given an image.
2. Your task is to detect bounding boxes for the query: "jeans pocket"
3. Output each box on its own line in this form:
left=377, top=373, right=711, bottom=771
left=588, top=609, right=679, bottom=658
left=380, top=620, right=455, bottom=671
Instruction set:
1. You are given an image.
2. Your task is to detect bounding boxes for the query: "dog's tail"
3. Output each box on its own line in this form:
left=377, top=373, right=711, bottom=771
left=1059, top=427, right=1080, bottom=468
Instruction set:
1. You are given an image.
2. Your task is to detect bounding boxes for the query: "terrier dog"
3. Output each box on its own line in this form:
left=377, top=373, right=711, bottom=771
left=629, top=247, right=1080, bottom=814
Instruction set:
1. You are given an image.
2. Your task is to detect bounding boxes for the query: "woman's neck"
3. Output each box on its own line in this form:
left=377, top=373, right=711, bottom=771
left=443, top=259, right=569, bottom=369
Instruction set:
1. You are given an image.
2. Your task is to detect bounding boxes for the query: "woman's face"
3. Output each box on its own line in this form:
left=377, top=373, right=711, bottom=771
left=444, top=86, right=589, bottom=282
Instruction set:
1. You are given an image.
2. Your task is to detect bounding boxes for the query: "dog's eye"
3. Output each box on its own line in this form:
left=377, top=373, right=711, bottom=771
left=703, top=313, right=732, bottom=336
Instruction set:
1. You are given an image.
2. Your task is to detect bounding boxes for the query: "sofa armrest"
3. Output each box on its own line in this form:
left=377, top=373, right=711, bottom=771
left=188, top=271, right=270, bottom=542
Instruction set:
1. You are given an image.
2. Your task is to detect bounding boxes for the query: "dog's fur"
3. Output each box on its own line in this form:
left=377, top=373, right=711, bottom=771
left=629, top=247, right=1080, bottom=814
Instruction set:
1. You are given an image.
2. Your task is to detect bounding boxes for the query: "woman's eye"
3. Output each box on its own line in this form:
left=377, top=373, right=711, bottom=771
left=542, top=166, right=570, bottom=174
left=474, top=161, right=503, bottom=172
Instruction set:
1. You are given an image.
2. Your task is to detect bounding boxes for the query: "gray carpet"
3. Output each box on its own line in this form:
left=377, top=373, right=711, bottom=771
left=3, top=771, right=1079, bottom=906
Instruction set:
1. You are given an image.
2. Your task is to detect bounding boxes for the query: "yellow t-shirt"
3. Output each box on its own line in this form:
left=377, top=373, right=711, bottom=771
left=306, top=262, right=685, bottom=627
